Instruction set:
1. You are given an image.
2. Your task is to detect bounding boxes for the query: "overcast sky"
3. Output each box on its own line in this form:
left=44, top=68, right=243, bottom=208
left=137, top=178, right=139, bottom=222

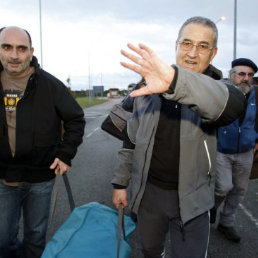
left=1, top=0, right=257, bottom=90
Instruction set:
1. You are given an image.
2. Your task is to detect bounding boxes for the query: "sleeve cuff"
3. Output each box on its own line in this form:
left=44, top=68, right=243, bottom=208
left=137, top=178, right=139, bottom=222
left=56, top=152, right=72, bottom=167
left=165, top=65, right=178, bottom=94
left=112, top=183, right=127, bottom=189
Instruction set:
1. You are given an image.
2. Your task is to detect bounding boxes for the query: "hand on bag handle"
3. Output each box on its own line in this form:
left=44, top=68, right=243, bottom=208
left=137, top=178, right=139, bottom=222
left=49, top=169, right=75, bottom=225
left=50, top=158, right=71, bottom=175
left=112, top=189, right=128, bottom=209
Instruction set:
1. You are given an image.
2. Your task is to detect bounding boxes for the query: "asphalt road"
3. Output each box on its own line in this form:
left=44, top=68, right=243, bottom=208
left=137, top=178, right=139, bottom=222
left=46, top=98, right=258, bottom=258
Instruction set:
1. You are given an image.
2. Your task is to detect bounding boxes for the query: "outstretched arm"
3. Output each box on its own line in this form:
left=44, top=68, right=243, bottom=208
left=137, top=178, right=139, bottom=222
left=121, top=43, right=175, bottom=97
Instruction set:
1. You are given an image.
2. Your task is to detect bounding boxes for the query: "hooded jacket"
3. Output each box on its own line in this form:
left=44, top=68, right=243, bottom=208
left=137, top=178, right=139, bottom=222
left=112, top=65, right=245, bottom=224
left=0, top=57, right=85, bottom=182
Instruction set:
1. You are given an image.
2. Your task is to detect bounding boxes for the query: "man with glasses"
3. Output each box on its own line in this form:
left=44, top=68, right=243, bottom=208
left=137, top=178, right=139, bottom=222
left=112, top=16, right=245, bottom=257
left=210, top=58, right=258, bottom=243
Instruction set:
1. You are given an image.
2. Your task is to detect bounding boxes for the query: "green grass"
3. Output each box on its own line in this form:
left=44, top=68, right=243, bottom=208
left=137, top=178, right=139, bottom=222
left=76, top=97, right=108, bottom=109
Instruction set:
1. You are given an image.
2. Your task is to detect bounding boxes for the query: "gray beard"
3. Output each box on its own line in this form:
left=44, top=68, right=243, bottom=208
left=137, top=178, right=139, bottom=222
left=237, top=83, right=252, bottom=95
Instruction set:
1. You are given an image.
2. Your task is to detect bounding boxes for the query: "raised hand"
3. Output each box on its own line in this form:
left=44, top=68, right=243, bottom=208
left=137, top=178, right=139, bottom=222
left=121, top=43, right=175, bottom=97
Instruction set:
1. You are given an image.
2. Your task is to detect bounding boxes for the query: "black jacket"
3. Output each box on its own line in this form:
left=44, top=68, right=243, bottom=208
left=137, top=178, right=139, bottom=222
left=0, top=57, right=86, bottom=182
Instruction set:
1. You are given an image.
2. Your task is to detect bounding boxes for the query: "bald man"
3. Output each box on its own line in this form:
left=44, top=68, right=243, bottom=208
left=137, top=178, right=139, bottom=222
left=0, top=27, right=85, bottom=258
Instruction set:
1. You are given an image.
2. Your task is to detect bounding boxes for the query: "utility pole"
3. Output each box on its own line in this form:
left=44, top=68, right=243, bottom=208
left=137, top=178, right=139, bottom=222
left=88, top=53, right=91, bottom=105
left=39, top=0, right=43, bottom=67
left=233, top=0, right=237, bottom=59
left=211, top=16, right=226, bottom=65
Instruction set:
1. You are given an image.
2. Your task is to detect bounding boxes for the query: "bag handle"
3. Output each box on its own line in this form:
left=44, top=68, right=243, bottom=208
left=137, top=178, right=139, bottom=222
left=49, top=173, right=75, bottom=225
left=62, top=173, right=76, bottom=211
left=117, top=204, right=126, bottom=258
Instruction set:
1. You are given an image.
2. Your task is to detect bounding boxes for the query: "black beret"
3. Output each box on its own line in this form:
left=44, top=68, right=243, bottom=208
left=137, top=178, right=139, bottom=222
left=232, top=58, right=257, bottom=73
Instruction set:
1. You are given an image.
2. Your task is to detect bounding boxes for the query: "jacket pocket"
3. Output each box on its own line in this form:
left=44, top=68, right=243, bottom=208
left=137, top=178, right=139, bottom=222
left=203, top=140, right=211, bottom=176
left=193, top=139, right=211, bottom=190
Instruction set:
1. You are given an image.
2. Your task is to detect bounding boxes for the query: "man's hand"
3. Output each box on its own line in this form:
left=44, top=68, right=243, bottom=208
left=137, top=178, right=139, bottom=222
left=50, top=158, right=70, bottom=175
left=121, top=43, right=175, bottom=97
left=112, top=189, right=128, bottom=209
left=254, top=143, right=258, bottom=159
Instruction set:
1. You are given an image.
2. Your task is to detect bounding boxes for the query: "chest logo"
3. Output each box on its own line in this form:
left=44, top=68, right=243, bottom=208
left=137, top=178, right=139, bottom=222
left=3, top=89, right=23, bottom=112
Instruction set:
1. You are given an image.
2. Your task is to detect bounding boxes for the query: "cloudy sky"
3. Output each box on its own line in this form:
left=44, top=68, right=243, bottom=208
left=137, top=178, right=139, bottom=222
left=1, top=0, right=257, bottom=90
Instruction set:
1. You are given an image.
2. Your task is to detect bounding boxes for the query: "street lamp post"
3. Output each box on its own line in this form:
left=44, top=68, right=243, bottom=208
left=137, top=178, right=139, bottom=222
left=233, top=0, right=237, bottom=59
left=88, top=52, right=91, bottom=105
left=211, top=16, right=226, bottom=65
left=216, top=16, right=226, bottom=24
left=39, top=0, right=43, bottom=68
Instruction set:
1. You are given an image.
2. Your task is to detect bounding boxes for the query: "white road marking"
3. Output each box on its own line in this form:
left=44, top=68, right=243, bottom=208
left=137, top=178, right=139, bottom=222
left=86, top=127, right=100, bottom=138
left=85, top=114, right=108, bottom=120
left=239, top=203, right=258, bottom=228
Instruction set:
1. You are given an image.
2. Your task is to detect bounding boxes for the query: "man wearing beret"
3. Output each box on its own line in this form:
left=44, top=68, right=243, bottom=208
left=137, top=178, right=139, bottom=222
left=210, top=58, right=258, bottom=242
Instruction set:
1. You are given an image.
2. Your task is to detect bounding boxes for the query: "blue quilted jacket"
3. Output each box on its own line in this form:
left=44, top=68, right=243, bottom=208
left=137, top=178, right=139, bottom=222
left=217, top=86, right=258, bottom=154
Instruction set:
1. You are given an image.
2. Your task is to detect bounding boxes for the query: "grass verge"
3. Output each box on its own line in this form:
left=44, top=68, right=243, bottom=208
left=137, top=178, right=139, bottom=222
left=76, top=97, right=108, bottom=109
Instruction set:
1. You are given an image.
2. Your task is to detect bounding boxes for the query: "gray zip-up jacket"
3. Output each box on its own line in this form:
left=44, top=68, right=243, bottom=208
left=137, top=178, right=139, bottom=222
left=112, top=65, right=245, bottom=223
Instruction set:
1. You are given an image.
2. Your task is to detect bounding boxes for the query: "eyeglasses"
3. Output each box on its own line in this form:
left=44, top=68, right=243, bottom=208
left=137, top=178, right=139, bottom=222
left=235, top=71, right=254, bottom=78
left=178, top=40, right=214, bottom=54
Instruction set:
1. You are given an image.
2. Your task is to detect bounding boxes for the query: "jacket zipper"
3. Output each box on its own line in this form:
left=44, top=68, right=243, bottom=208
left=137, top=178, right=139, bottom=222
left=237, top=126, right=241, bottom=153
left=13, top=74, right=35, bottom=158
left=18, top=75, right=34, bottom=103
left=204, top=140, right=211, bottom=184
left=131, top=126, right=155, bottom=209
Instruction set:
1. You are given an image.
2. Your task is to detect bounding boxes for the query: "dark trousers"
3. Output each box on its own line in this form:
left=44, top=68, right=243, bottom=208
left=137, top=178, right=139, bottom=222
left=137, top=182, right=209, bottom=258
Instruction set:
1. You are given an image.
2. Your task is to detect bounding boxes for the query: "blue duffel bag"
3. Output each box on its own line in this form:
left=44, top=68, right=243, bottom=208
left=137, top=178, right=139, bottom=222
left=42, top=202, right=136, bottom=258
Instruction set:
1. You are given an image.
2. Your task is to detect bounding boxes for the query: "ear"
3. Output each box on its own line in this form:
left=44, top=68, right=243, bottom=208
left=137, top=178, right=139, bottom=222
left=30, top=47, right=34, bottom=60
left=210, top=47, right=218, bottom=62
left=175, top=40, right=178, bottom=52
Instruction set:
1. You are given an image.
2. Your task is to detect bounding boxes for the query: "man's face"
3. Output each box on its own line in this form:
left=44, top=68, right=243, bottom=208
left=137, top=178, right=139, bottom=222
left=231, top=65, right=254, bottom=94
left=0, top=27, right=34, bottom=78
left=176, top=23, right=217, bottom=73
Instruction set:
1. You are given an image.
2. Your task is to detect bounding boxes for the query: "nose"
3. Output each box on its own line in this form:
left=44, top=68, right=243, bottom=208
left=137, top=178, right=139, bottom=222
left=243, top=73, right=249, bottom=80
left=187, top=45, right=198, bottom=58
left=10, top=49, right=18, bottom=59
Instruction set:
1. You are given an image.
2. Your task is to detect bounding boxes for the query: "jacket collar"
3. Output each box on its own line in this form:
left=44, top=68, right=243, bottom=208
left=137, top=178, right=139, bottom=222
left=204, top=64, right=222, bottom=80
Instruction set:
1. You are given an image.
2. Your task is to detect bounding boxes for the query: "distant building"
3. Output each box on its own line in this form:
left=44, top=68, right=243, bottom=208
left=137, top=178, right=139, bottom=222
left=109, top=88, right=120, bottom=98
left=92, top=85, right=104, bottom=97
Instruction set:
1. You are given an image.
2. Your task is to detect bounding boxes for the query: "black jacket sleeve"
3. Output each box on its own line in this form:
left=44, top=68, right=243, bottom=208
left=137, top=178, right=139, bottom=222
left=212, top=83, right=246, bottom=127
left=54, top=84, right=86, bottom=166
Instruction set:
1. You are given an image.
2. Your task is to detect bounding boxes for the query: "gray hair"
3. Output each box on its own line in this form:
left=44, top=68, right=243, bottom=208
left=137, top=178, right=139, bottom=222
left=229, top=67, right=238, bottom=80
left=177, top=16, right=218, bottom=47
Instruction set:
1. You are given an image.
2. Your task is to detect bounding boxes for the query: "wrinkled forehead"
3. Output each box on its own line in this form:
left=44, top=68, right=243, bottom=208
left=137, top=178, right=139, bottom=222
left=179, top=23, right=215, bottom=44
left=0, top=27, right=30, bottom=48
left=236, top=65, right=255, bottom=73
